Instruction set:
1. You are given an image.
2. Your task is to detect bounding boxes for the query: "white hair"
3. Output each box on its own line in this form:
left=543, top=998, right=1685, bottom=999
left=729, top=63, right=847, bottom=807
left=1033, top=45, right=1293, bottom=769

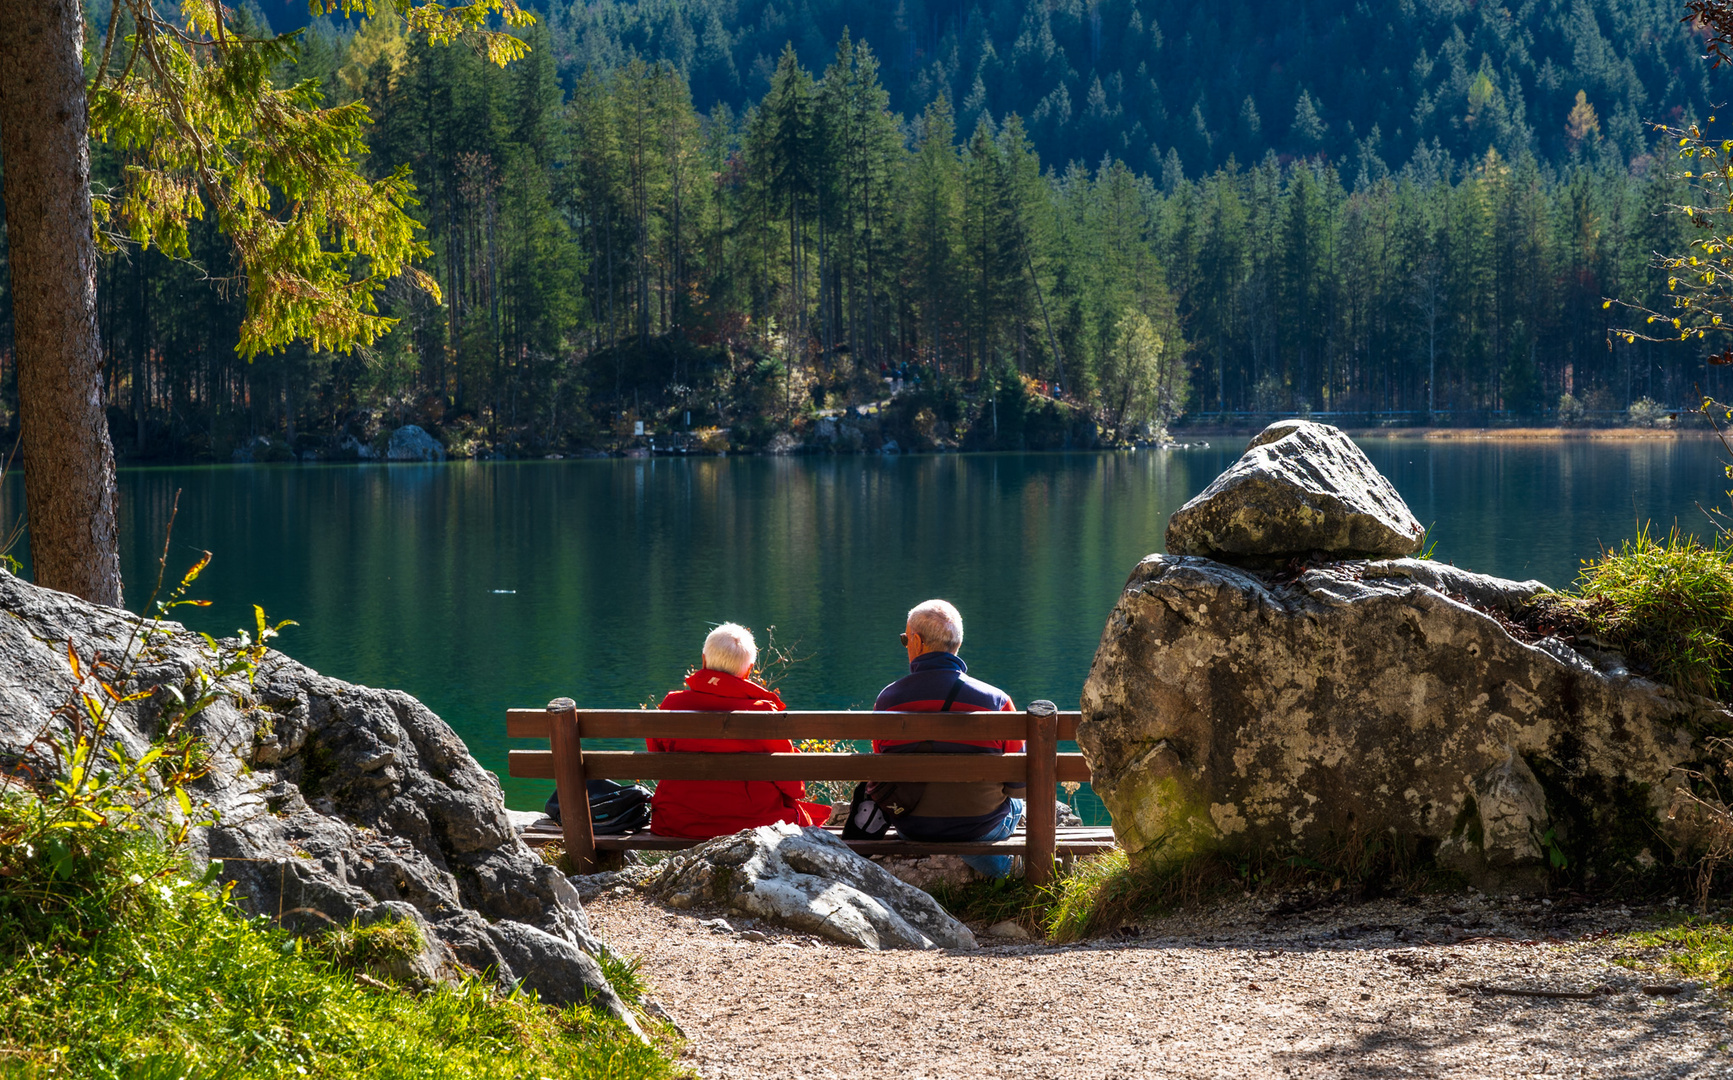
left=702, top=622, right=758, bottom=677
left=906, top=599, right=963, bottom=653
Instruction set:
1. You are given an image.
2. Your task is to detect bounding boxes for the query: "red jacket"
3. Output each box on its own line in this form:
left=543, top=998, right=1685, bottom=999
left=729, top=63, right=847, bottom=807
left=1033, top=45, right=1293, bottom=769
left=647, top=669, right=829, bottom=839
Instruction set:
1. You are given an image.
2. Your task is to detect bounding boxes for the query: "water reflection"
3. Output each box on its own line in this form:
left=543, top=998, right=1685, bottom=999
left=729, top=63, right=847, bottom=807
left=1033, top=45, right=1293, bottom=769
left=0, top=438, right=1721, bottom=817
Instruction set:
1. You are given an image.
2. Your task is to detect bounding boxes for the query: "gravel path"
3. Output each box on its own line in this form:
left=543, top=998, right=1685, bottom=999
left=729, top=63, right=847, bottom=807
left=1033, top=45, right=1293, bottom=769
left=587, top=891, right=1732, bottom=1079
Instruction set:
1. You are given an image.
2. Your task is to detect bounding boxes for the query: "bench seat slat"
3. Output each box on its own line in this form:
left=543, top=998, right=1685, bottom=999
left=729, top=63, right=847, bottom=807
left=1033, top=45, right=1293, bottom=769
left=518, top=824, right=1117, bottom=857
left=506, top=708, right=1081, bottom=742
left=508, top=748, right=1090, bottom=783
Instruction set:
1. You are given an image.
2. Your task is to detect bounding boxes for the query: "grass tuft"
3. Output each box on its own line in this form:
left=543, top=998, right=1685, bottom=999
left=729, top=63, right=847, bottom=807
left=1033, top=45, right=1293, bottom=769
left=1532, top=525, right=1733, bottom=702
left=315, top=916, right=426, bottom=974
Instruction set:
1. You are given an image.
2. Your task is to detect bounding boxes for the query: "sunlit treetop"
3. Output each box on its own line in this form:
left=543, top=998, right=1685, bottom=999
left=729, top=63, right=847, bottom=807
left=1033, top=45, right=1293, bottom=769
left=87, top=0, right=534, bottom=360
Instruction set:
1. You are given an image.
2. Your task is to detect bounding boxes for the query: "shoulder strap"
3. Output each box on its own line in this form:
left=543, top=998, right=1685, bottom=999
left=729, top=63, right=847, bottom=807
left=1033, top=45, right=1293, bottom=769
left=940, top=675, right=965, bottom=712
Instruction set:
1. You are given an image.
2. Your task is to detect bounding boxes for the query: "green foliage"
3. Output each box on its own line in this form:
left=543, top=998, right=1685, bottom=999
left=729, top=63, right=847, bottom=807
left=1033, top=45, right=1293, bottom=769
left=0, top=821, right=678, bottom=1078
left=550, top=0, right=1710, bottom=177
left=1543, top=526, right=1733, bottom=701
left=59, top=15, right=1710, bottom=460
left=1619, top=916, right=1733, bottom=991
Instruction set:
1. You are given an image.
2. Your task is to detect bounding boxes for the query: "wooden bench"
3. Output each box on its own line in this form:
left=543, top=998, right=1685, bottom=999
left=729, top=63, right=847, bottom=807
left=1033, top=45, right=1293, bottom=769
left=505, top=701, right=1110, bottom=885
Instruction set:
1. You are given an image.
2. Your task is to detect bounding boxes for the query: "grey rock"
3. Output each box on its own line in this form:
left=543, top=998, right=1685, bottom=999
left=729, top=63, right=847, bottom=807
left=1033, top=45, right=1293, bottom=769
left=569, top=864, right=657, bottom=901
left=1079, top=554, right=1722, bottom=886
left=700, top=917, right=735, bottom=933
left=1437, top=752, right=1553, bottom=888
left=1164, top=420, right=1425, bottom=562
left=485, top=920, right=641, bottom=1034
left=386, top=424, right=447, bottom=462
left=335, top=434, right=380, bottom=461
left=0, top=569, right=616, bottom=1010
left=738, top=929, right=769, bottom=943
left=984, top=920, right=1033, bottom=942
left=647, top=824, right=977, bottom=950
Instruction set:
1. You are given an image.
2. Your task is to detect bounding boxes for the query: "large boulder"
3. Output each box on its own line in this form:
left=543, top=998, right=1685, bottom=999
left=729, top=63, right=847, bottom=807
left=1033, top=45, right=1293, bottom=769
left=0, top=570, right=628, bottom=1022
left=647, top=824, right=978, bottom=950
left=1079, top=555, right=1725, bottom=887
left=386, top=424, right=446, bottom=462
left=1165, top=420, right=1425, bottom=562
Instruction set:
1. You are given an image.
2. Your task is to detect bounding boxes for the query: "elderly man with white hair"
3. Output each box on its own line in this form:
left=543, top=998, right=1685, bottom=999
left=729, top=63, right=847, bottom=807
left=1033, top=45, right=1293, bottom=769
left=869, top=599, right=1026, bottom=877
left=646, top=622, right=829, bottom=839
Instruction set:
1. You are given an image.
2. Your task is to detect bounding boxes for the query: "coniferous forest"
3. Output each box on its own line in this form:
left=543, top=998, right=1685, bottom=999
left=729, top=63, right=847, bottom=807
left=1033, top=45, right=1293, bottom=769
left=2, top=0, right=1728, bottom=458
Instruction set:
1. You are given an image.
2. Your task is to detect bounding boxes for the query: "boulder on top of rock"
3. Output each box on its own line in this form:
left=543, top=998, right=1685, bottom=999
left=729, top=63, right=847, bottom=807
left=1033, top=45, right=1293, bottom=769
left=1164, top=420, right=1424, bottom=562
left=646, top=823, right=977, bottom=950
left=1078, top=554, right=1724, bottom=888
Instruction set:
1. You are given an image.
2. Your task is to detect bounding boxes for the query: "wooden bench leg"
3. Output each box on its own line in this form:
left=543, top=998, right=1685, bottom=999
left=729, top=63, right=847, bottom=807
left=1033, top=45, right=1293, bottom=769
left=1025, top=702, right=1057, bottom=886
left=548, top=699, right=597, bottom=875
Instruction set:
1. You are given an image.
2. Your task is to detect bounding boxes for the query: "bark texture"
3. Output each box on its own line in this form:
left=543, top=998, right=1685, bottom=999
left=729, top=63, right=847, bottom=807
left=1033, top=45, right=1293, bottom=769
left=0, top=0, right=124, bottom=607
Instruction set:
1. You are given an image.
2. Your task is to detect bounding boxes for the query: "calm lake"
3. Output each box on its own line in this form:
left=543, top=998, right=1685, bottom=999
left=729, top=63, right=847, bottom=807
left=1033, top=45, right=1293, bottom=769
left=7, top=437, right=1723, bottom=819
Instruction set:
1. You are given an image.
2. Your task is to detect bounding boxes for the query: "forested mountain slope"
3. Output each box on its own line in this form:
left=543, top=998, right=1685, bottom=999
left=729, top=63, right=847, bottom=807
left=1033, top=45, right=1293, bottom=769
left=0, top=0, right=1716, bottom=463
left=537, top=0, right=1711, bottom=178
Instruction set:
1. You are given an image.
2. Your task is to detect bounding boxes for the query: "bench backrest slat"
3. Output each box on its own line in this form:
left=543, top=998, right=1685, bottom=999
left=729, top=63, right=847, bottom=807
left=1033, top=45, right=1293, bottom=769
left=505, top=708, right=1081, bottom=742
left=508, top=748, right=1092, bottom=783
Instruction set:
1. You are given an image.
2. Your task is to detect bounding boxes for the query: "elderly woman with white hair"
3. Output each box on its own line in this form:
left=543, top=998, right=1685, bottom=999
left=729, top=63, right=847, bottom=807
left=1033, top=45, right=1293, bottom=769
left=647, top=622, right=829, bottom=839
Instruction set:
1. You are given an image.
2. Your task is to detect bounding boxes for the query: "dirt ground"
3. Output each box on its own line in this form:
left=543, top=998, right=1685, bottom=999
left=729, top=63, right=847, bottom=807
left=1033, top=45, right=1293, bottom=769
left=587, top=890, right=1733, bottom=1079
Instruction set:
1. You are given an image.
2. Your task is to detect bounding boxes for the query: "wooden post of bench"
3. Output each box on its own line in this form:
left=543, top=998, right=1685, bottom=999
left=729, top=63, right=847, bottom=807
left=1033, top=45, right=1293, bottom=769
left=1025, top=700, right=1058, bottom=886
left=547, top=697, right=597, bottom=875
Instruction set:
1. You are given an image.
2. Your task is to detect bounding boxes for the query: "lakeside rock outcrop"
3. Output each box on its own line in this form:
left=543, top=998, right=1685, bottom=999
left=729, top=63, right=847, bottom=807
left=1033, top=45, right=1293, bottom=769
left=1081, top=421, right=1727, bottom=887
left=0, top=571, right=630, bottom=1024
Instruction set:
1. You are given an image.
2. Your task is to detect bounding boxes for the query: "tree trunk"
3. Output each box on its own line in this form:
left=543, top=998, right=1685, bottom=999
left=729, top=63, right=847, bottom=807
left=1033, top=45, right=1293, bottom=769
left=0, top=0, right=124, bottom=607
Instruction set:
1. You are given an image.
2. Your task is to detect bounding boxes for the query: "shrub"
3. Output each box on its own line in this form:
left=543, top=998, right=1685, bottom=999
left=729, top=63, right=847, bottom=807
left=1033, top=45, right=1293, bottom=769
left=1629, top=396, right=1673, bottom=428
left=1557, top=392, right=1586, bottom=426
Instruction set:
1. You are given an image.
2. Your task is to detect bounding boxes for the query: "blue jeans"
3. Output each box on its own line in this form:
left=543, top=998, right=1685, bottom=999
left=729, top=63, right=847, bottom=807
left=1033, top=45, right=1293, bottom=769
left=963, top=798, right=1026, bottom=878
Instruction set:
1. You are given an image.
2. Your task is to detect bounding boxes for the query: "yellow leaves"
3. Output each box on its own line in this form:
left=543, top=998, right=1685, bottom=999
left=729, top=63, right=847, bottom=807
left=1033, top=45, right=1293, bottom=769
left=1604, top=299, right=1614, bottom=308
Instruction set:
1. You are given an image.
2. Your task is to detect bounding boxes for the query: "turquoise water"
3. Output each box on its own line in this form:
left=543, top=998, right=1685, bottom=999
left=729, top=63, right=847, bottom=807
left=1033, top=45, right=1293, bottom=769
left=5, top=438, right=1722, bottom=818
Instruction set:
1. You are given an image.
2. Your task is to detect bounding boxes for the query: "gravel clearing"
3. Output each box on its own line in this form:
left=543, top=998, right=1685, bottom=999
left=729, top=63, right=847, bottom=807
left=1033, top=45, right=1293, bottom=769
left=587, top=890, right=1733, bottom=1078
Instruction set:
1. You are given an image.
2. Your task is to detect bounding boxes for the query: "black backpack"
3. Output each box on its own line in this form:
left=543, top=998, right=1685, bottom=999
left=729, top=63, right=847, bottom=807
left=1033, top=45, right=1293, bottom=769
left=543, top=779, right=652, bottom=835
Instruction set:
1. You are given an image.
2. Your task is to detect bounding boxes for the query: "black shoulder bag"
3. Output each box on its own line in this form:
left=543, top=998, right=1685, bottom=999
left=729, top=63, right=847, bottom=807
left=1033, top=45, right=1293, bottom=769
left=842, top=676, right=964, bottom=839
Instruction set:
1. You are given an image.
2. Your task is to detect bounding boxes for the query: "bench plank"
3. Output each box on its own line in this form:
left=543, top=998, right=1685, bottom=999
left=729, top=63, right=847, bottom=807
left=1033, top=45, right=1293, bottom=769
left=508, top=748, right=1090, bottom=783
left=506, top=708, right=1082, bottom=742
left=519, top=825, right=1118, bottom=858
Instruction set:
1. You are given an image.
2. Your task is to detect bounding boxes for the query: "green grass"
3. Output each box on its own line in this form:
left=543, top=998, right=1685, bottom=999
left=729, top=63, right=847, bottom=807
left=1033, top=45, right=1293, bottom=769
left=1535, top=525, right=1733, bottom=703
left=1618, top=917, right=1733, bottom=992
left=958, top=833, right=1461, bottom=944
left=0, top=796, right=686, bottom=1079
